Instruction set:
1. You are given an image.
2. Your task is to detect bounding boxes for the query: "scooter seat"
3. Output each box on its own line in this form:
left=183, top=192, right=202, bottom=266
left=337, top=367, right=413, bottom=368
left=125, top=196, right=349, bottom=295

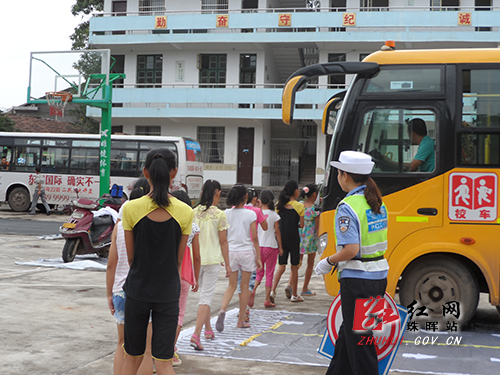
left=104, top=198, right=122, bottom=206
left=90, top=215, right=114, bottom=244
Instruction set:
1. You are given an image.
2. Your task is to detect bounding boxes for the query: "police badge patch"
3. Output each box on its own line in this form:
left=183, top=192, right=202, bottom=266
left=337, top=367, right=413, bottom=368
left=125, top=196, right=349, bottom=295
left=338, top=216, right=351, bottom=233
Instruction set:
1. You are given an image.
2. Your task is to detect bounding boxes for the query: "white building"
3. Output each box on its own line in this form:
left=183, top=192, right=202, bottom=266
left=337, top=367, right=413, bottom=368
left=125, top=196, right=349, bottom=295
left=89, top=0, right=499, bottom=186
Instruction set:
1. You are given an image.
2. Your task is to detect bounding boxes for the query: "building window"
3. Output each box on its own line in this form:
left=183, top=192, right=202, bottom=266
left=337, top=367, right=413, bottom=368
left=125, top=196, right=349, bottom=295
left=139, top=0, right=165, bottom=15
left=112, top=126, right=124, bottom=134
left=136, top=126, right=161, bottom=136
left=197, top=127, right=225, bottom=163
left=111, top=54, right=125, bottom=87
left=199, top=54, right=226, bottom=88
left=137, top=55, right=162, bottom=88
left=201, top=0, right=228, bottom=13
left=330, top=0, right=346, bottom=11
left=328, top=53, right=346, bottom=86
left=240, top=54, right=256, bottom=88
left=475, top=0, right=491, bottom=11
left=430, top=0, right=460, bottom=11
left=359, top=53, right=371, bottom=61
left=242, top=0, right=258, bottom=12
left=360, top=0, right=388, bottom=11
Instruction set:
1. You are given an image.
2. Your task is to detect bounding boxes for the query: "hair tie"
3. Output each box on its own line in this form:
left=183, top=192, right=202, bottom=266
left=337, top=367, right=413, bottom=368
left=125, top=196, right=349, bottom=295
left=303, top=186, right=309, bottom=194
left=140, top=187, right=144, bottom=190
left=153, top=153, right=165, bottom=160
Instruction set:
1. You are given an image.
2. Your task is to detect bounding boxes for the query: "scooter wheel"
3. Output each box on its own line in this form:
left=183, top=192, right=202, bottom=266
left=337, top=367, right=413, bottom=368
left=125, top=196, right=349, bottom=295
left=62, top=238, right=80, bottom=263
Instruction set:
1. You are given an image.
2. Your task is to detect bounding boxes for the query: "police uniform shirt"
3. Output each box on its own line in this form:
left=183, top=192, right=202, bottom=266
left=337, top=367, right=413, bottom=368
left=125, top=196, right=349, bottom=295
left=335, top=185, right=388, bottom=280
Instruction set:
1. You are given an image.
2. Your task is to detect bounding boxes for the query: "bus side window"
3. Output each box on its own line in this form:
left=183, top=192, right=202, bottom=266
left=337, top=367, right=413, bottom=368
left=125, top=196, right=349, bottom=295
left=460, top=69, right=500, bottom=166
left=13, top=146, right=40, bottom=172
left=1, top=147, right=12, bottom=170
left=358, top=108, right=436, bottom=173
left=459, top=133, right=500, bottom=166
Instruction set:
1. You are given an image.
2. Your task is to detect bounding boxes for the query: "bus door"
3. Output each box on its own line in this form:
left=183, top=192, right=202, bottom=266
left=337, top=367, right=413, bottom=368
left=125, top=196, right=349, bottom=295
left=349, top=102, right=445, bottom=282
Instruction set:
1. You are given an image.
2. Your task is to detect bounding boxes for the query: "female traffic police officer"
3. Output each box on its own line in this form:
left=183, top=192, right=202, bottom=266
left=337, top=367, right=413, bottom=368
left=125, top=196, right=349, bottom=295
left=315, top=150, right=389, bottom=375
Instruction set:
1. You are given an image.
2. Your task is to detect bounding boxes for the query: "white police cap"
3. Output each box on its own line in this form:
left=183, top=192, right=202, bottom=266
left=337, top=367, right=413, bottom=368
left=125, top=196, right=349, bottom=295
left=330, top=150, right=374, bottom=175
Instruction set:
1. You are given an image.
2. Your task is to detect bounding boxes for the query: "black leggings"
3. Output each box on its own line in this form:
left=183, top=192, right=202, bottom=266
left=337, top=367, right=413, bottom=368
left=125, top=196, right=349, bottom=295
left=124, top=296, right=179, bottom=360
left=278, top=240, right=300, bottom=266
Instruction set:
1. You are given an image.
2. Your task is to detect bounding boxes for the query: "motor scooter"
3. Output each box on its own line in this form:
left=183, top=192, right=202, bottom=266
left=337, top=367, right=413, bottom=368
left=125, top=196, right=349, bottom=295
left=59, top=189, right=123, bottom=263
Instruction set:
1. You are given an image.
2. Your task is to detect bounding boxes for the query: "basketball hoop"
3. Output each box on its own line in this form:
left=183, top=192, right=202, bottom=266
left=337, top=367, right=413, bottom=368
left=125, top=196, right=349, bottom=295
left=46, top=91, right=73, bottom=120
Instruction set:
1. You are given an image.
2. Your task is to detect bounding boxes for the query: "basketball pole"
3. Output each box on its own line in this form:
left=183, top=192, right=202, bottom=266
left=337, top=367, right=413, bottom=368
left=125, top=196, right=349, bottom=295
left=87, top=74, right=125, bottom=198
left=27, top=51, right=124, bottom=199
left=99, top=85, right=113, bottom=198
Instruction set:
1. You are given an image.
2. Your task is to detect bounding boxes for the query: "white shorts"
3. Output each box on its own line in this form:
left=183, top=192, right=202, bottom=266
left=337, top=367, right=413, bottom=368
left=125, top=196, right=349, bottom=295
left=198, top=264, right=221, bottom=306
left=229, top=250, right=256, bottom=273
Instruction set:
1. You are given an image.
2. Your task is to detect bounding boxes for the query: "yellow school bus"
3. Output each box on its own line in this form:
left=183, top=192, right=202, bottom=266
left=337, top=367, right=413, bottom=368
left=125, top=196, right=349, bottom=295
left=283, top=45, right=500, bottom=324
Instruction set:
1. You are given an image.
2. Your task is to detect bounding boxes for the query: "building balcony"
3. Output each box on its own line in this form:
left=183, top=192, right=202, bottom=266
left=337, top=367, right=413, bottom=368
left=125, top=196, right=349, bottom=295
left=89, top=7, right=500, bottom=46
left=86, top=84, right=341, bottom=120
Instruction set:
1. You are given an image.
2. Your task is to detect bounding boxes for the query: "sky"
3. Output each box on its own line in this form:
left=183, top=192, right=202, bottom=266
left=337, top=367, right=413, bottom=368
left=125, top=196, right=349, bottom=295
left=0, top=1, right=85, bottom=111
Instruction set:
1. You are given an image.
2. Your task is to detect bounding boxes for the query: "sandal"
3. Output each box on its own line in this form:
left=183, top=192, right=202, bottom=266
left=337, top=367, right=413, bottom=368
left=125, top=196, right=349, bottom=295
left=236, top=321, right=251, bottom=328
left=205, top=331, right=215, bottom=340
left=290, top=295, right=304, bottom=302
left=216, top=311, right=225, bottom=332
left=270, top=291, right=276, bottom=304
left=190, top=334, right=204, bottom=351
left=264, top=300, right=276, bottom=308
left=301, top=290, right=316, bottom=296
left=285, top=285, right=292, bottom=299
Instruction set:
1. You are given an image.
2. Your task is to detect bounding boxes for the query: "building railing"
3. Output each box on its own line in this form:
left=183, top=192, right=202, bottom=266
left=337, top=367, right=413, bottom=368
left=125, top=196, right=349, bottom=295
left=90, top=9, right=498, bottom=38
left=96, top=6, right=499, bottom=17
left=86, top=86, right=340, bottom=119
left=106, top=83, right=348, bottom=90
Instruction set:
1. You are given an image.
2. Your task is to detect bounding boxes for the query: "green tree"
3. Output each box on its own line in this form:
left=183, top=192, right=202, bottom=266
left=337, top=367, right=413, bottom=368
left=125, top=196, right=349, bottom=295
left=70, top=0, right=104, bottom=51
left=70, top=0, right=104, bottom=134
left=0, top=111, right=17, bottom=132
left=69, top=104, right=100, bottom=133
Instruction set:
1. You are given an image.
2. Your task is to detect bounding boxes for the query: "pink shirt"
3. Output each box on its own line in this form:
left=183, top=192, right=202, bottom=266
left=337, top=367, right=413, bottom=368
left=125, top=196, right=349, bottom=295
left=244, top=204, right=268, bottom=240
left=112, top=222, right=130, bottom=293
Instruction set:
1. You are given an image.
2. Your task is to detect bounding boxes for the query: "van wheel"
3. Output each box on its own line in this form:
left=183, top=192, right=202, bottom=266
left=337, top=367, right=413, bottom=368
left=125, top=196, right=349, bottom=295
left=399, top=255, right=479, bottom=325
left=8, top=187, right=31, bottom=212
left=62, top=238, right=80, bottom=263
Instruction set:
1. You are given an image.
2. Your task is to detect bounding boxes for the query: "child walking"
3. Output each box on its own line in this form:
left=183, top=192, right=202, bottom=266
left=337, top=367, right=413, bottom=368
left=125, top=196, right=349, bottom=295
left=271, top=180, right=305, bottom=303
left=190, top=180, right=230, bottom=351
left=121, top=148, right=193, bottom=375
left=216, top=185, right=262, bottom=331
left=252, top=190, right=283, bottom=308
left=299, top=184, right=320, bottom=296
left=171, top=190, right=201, bottom=365
left=106, top=178, right=151, bottom=375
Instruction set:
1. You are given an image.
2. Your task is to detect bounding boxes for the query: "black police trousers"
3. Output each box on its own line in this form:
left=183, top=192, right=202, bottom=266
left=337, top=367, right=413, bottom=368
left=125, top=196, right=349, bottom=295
left=326, top=277, right=387, bottom=375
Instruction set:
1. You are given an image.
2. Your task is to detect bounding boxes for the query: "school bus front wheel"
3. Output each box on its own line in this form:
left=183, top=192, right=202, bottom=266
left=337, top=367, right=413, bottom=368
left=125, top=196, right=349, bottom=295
left=399, top=255, right=480, bottom=325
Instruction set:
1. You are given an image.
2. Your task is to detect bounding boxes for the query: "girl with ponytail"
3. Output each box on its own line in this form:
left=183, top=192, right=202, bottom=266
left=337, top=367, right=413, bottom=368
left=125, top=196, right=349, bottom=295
left=121, top=148, right=193, bottom=375
left=190, top=179, right=230, bottom=350
left=298, top=184, right=320, bottom=296
left=215, top=184, right=262, bottom=331
left=315, top=150, right=389, bottom=375
left=271, top=180, right=305, bottom=303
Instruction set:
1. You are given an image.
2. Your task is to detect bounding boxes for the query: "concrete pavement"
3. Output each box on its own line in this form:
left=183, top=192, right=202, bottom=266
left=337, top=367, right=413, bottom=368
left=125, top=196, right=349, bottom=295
left=0, top=204, right=475, bottom=375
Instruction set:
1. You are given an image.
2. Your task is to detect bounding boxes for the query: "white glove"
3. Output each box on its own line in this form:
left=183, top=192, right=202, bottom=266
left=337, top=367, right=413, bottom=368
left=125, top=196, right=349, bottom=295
left=315, top=258, right=333, bottom=275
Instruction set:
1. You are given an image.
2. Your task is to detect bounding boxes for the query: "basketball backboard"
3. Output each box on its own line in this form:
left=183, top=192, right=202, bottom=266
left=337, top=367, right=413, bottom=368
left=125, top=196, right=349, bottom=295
left=27, top=50, right=111, bottom=104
